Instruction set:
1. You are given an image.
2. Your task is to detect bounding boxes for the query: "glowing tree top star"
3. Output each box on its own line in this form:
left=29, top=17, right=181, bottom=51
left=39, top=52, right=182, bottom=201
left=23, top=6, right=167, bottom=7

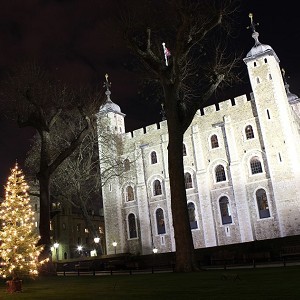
left=0, top=163, right=47, bottom=280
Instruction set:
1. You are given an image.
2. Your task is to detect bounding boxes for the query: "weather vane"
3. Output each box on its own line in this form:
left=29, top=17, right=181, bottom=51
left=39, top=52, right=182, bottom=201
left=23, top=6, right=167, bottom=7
left=247, top=13, right=259, bottom=33
left=104, top=73, right=111, bottom=91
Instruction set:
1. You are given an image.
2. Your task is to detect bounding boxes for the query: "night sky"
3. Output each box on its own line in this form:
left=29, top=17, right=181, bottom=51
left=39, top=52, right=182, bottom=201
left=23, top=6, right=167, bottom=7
left=0, top=0, right=299, bottom=189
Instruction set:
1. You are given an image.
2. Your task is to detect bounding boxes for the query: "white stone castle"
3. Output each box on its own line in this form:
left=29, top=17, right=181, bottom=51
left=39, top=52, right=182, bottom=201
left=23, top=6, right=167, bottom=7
left=97, top=22, right=300, bottom=256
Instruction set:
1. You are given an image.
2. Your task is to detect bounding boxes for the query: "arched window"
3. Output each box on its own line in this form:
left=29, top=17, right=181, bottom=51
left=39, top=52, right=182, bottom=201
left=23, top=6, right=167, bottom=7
left=187, top=202, right=198, bottom=229
left=126, top=186, right=134, bottom=201
left=124, top=159, right=130, bottom=171
left=250, top=157, right=263, bottom=174
left=215, top=165, right=226, bottom=182
left=156, top=208, right=166, bottom=234
left=256, top=189, right=270, bottom=219
left=219, top=196, right=232, bottom=225
left=151, top=151, right=157, bottom=164
left=245, top=125, right=254, bottom=139
left=211, top=134, right=219, bottom=149
left=184, top=172, right=193, bottom=189
left=153, top=180, right=162, bottom=196
left=64, top=252, right=68, bottom=259
left=183, top=144, right=187, bottom=156
left=128, top=213, right=137, bottom=238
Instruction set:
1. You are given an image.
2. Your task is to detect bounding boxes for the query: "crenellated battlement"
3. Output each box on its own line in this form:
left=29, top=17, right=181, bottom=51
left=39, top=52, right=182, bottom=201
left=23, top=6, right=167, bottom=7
left=218, top=99, right=232, bottom=111
left=125, top=94, right=250, bottom=139
left=234, top=94, right=248, bottom=105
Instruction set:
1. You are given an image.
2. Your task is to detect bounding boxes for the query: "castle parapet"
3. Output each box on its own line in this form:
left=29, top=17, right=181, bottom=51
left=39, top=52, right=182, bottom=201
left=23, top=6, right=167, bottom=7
left=146, top=123, right=159, bottom=133
left=219, top=99, right=232, bottom=111
left=132, top=127, right=145, bottom=137
left=203, top=104, right=217, bottom=115
left=234, top=94, right=248, bottom=105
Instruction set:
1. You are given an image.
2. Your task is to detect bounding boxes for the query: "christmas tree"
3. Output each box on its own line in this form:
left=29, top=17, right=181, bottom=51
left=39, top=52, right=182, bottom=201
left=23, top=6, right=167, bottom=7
left=0, top=163, right=47, bottom=281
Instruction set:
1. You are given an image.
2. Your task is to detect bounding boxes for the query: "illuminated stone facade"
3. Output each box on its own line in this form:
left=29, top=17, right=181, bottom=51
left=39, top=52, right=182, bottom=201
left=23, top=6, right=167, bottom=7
left=98, top=30, right=300, bottom=255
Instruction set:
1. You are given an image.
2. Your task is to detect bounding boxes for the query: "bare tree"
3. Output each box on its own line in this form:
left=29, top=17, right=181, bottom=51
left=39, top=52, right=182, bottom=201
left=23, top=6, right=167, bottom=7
left=25, top=119, right=126, bottom=256
left=121, top=0, right=240, bottom=272
left=0, top=63, right=104, bottom=264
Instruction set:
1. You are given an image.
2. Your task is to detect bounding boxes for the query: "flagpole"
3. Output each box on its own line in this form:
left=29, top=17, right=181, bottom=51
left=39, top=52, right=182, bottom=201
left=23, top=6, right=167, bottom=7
left=162, top=42, right=168, bottom=66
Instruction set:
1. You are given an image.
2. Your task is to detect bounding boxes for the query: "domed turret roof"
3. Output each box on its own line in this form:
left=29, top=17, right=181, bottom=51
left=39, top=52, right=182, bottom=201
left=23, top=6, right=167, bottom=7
left=286, top=84, right=300, bottom=104
left=281, top=69, right=300, bottom=104
left=99, top=90, right=122, bottom=114
left=99, top=74, right=124, bottom=115
left=244, top=13, right=279, bottom=62
left=246, top=42, right=274, bottom=58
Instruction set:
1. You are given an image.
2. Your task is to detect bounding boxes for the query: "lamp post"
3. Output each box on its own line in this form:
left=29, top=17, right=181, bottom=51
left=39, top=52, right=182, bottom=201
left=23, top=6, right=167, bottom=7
left=152, top=246, right=158, bottom=273
left=94, top=237, right=100, bottom=256
left=53, top=242, right=59, bottom=261
left=112, top=241, right=117, bottom=255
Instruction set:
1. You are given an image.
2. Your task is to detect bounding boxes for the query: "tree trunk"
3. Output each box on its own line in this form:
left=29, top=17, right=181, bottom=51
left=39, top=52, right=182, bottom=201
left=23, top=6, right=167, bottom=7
left=165, top=88, right=198, bottom=272
left=37, top=131, right=56, bottom=274
left=38, top=172, right=51, bottom=252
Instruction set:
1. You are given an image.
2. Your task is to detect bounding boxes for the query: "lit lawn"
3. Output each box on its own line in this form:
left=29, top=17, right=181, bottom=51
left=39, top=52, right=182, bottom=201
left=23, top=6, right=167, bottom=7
left=0, top=266, right=300, bottom=300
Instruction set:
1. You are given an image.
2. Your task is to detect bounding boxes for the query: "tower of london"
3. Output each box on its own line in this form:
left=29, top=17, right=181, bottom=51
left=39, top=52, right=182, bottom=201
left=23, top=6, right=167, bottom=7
left=97, top=23, right=300, bottom=256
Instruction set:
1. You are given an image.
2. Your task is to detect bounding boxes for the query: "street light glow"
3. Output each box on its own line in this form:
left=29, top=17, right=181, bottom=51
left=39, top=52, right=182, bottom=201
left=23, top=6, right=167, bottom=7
left=112, top=241, right=117, bottom=254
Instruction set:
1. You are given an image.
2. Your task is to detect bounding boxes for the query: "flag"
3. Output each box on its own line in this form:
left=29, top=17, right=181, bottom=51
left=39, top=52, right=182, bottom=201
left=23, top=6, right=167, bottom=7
left=164, top=47, right=171, bottom=57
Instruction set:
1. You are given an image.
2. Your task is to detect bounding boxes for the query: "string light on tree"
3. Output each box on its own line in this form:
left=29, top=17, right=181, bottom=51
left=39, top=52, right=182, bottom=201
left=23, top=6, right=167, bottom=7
left=0, top=163, right=48, bottom=283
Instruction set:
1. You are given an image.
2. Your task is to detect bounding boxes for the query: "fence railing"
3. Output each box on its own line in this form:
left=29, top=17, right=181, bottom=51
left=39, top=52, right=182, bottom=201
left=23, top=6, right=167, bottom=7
left=57, top=264, right=175, bottom=277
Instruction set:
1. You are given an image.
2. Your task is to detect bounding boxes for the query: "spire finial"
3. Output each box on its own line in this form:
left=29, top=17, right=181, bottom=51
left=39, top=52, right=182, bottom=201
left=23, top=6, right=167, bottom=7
left=247, top=13, right=259, bottom=33
left=247, top=13, right=260, bottom=46
left=103, top=73, right=111, bottom=92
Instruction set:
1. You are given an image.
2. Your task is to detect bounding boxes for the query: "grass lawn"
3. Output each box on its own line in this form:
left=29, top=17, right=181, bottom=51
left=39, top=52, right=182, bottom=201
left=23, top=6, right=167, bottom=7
left=0, top=266, right=299, bottom=299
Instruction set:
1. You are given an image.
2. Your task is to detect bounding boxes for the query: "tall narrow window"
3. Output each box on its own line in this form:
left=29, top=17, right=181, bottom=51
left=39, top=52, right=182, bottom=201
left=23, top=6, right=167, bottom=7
left=126, top=186, right=134, bottom=201
left=250, top=157, right=263, bottom=174
left=183, top=144, right=187, bottom=156
left=245, top=125, right=254, bottom=139
left=156, top=208, right=166, bottom=234
left=187, top=202, right=198, bottom=229
left=124, top=159, right=130, bottom=171
left=215, top=165, right=226, bottom=182
left=256, top=189, right=270, bottom=219
left=153, top=180, right=162, bottom=196
left=211, top=134, right=219, bottom=148
left=151, top=151, right=157, bottom=164
left=219, top=196, right=232, bottom=225
left=184, top=172, right=193, bottom=189
left=128, top=213, right=137, bottom=238
left=267, top=109, right=271, bottom=119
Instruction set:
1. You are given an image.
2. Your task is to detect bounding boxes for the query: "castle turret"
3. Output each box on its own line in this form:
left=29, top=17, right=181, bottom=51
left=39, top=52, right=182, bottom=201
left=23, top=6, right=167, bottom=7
left=243, top=14, right=300, bottom=237
left=97, top=74, right=126, bottom=255
left=98, top=74, right=126, bottom=134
